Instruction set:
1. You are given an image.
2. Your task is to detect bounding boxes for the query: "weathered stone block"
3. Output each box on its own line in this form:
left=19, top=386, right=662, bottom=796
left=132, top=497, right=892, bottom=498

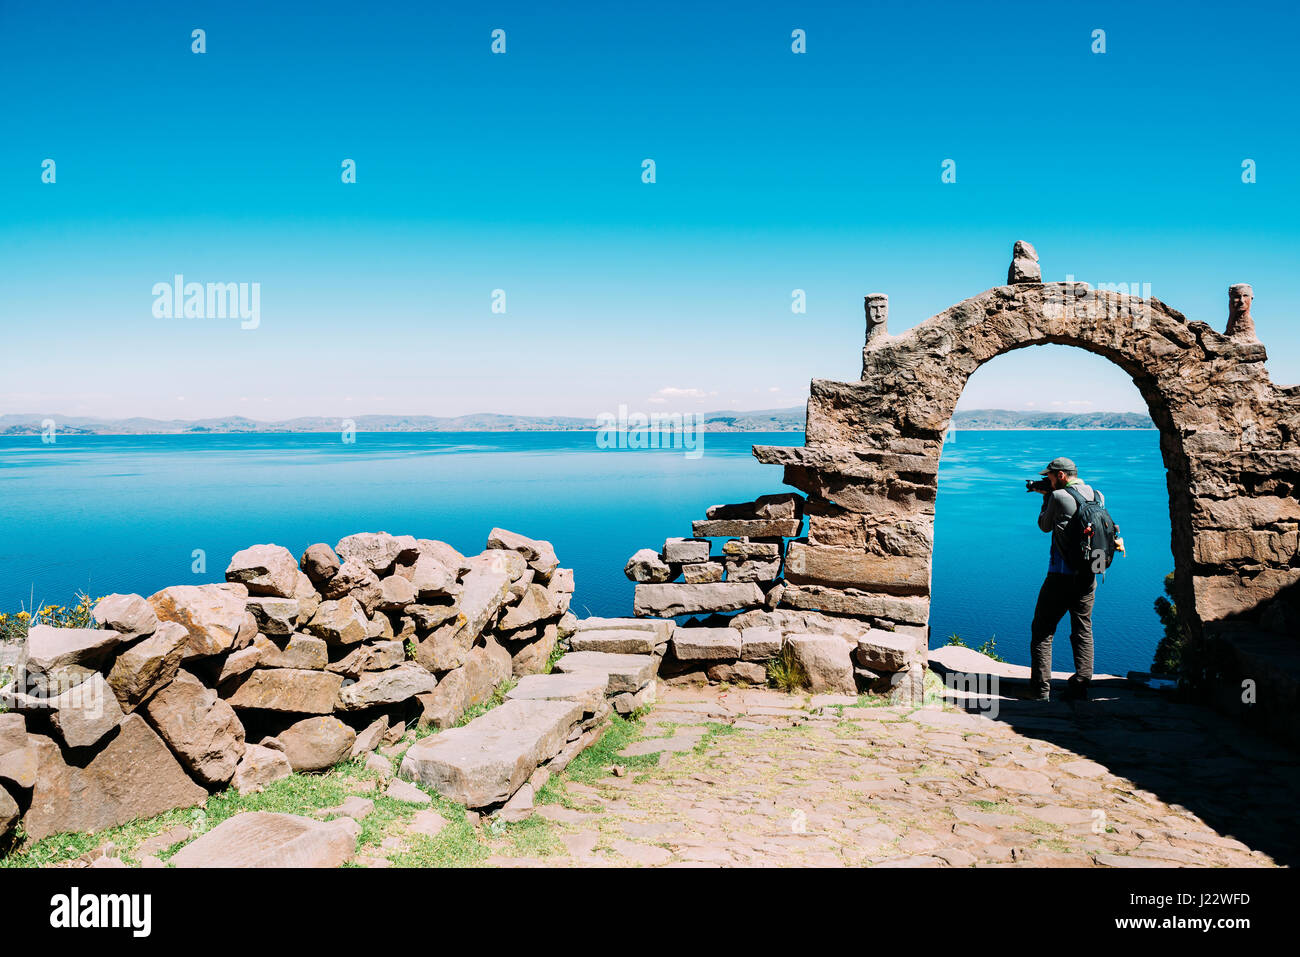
left=553, top=651, right=657, bottom=694
left=705, top=493, right=803, bottom=520
left=335, top=532, right=420, bottom=575
left=721, top=538, right=782, bottom=559
left=274, top=715, right=356, bottom=771
left=223, top=668, right=344, bottom=714
left=24, top=624, right=122, bottom=673
left=145, top=670, right=246, bottom=786
left=723, top=556, right=781, bottom=582
left=107, top=621, right=190, bottom=710
left=780, top=583, right=930, bottom=624
left=855, top=630, right=914, bottom=672
left=624, top=548, right=675, bottom=583
left=633, top=582, right=763, bottom=617
left=226, top=544, right=300, bottom=598
left=786, top=634, right=857, bottom=695
left=22, top=715, right=208, bottom=842
left=683, top=561, right=724, bottom=583
left=740, top=627, right=782, bottom=661
left=506, top=672, right=608, bottom=714
left=92, top=594, right=158, bottom=640
left=149, top=583, right=250, bottom=658
left=692, top=518, right=802, bottom=538
left=245, top=596, right=299, bottom=636
left=336, top=662, right=437, bottom=710
left=487, top=527, right=560, bottom=576
left=399, top=698, right=582, bottom=807
left=662, top=538, right=711, bottom=563
left=171, top=812, right=360, bottom=868
left=784, top=543, right=930, bottom=596
left=672, top=627, right=742, bottom=661
left=568, top=629, right=657, bottom=655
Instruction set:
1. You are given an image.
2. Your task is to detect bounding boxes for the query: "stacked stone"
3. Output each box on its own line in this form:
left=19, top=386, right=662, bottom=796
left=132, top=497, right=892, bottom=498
left=399, top=616, right=665, bottom=812
left=625, top=493, right=803, bottom=619
left=0, top=527, right=574, bottom=844
left=555, top=617, right=669, bottom=713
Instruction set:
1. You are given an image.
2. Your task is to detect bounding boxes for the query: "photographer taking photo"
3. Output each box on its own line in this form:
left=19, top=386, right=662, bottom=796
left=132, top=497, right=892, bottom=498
left=1024, top=456, right=1123, bottom=701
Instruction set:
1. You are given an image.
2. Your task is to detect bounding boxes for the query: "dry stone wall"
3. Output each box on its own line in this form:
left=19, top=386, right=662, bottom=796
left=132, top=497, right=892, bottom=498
left=0, top=527, right=577, bottom=843
left=624, top=493, right=925, bottom=697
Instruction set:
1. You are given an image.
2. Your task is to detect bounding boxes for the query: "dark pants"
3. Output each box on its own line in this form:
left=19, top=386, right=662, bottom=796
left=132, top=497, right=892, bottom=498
left=1030, top=571, right=1096, bottom=696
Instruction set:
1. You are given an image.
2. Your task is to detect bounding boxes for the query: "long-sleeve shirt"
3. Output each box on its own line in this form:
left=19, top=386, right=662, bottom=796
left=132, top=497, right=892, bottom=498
left=1039, top=478, right=1102, bottom=573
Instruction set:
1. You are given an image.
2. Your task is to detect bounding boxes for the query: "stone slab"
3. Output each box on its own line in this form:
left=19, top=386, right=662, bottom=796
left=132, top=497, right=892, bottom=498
left=506, top=672, right=609, bottom=713
left=553, top=652, right=657, bottom=694
left=568, top=629, right=657, bottom=655
left=633, top=582, right=763, bottom=617
left=691, top=519, right=802, bottom=538
left=22, top=715, right=207, bottom=842
left=171, top=811, right=360, bottom=867
left=399, top=698, right=582, bottom=807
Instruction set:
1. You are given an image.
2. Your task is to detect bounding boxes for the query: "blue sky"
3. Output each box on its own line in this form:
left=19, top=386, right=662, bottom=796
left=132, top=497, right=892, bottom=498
left=2, top=0, right=1297, bottom=420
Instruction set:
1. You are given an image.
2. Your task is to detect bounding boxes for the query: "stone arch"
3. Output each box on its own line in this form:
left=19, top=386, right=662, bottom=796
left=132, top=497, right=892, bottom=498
left=755, top=243, right=1300, bottom=693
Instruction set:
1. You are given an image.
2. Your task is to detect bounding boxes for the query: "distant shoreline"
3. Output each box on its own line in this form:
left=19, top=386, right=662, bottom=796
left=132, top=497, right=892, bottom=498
left=0, top=407, right=1156, bottom=436
left=0, top=426, right=1159, bottom=437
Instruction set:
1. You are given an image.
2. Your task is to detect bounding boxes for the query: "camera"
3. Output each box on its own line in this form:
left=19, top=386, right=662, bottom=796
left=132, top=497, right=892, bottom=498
left=1025, top=478, right=1051, bottom=493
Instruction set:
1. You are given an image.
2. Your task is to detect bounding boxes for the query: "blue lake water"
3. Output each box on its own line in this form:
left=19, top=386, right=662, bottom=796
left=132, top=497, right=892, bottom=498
left=0, top=429, right=1171, bottom=676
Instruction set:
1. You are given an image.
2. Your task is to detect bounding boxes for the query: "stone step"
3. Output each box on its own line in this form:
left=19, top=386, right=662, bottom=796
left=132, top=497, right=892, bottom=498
left=553, top=651, right=657, bottom=695
left=568, top=629, right=658, bottom=654
left=927, top=645, right=1121, bottom=686
left=575, top=617, right=675, bottom=641
left=399, top=698, right=582, bottom=808
left=506, top=672, right=609, bottom=713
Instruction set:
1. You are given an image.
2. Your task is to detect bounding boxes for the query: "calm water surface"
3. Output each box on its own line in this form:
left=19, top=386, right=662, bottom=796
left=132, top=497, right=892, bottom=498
left=0, top=429, right=1171, bottom=675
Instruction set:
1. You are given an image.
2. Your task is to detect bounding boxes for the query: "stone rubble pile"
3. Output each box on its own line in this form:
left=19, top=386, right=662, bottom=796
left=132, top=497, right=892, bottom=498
left=0, top=527, right=579, bottom=844
left=624, top=493, right=927, bottom=698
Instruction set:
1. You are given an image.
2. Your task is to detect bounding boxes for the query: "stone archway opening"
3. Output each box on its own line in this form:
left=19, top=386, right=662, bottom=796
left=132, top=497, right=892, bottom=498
left=931, top=343, right=1171, bottom=679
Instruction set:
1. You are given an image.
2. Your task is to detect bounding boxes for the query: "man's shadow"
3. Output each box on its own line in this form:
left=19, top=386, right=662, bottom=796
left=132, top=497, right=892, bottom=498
left=927, top=647, right=1300, bottom=867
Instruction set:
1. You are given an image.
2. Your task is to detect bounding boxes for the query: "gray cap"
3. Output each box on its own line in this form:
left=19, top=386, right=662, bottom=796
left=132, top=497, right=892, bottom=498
left=1040, top=456, right=1077, bottom=476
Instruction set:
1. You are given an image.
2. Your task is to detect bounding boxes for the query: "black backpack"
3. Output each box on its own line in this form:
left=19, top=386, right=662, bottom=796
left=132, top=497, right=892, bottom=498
left=1062, top=485, right=1120, bottom=577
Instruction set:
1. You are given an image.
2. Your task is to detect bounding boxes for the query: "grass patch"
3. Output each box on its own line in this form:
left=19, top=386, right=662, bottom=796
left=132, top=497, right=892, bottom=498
left=387, top=812, right=489, bottom=868
left=1035, top=837, right=1074, bottom=854
left=689, top=721, right=738, bottom=755
left=967, top=799, right=1018, bottom=816
left=500, top=815, right=564, bottom=858
left=766, top=646, right=807, bottom=693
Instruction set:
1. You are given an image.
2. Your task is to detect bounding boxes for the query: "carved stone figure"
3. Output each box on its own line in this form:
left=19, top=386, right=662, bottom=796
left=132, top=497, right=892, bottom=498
left=864, top=294, right=888, bottom=343
left=1227, top=283, right=1255, bottom=339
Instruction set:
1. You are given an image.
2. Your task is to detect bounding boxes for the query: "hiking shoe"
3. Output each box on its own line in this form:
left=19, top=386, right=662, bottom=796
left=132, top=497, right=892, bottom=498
left=1021, top=688, right=1051, bottom=702
left=1061, top=680, right=1090, bottom=701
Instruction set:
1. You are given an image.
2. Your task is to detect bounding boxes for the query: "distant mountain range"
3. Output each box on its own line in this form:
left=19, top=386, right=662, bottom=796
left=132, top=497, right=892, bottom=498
left=950, top=409, right=1153, bottom=429
left=0, top=408, right=1153, bottom=436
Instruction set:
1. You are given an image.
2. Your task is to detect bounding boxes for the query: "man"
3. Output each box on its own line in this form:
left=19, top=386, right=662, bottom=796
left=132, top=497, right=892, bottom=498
left=1027, top=457, right=1101, bottom=701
